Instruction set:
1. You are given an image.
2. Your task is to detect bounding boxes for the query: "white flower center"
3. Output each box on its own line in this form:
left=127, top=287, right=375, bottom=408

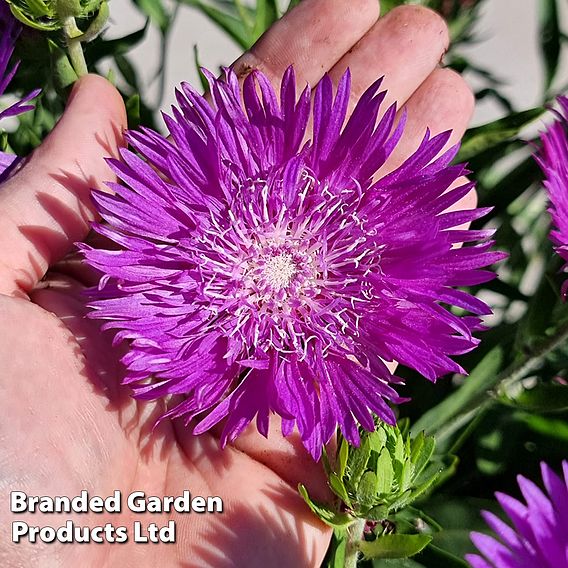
left=262, top=253, right=297, bottom=290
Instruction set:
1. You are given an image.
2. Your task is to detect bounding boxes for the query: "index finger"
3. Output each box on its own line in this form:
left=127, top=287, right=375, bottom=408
left=232, top=0, right=380, bottom=88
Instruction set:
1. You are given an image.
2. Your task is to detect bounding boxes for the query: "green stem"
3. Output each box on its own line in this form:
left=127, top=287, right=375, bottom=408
left=345, top=518, right=365, bottom=568
left=63, top=16, right=88, bottom=77
left=497, top=320, right=568, bottom=396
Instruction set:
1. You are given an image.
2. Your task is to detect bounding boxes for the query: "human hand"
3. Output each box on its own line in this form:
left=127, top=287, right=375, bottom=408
left=0, top=1, right=474, bottom=566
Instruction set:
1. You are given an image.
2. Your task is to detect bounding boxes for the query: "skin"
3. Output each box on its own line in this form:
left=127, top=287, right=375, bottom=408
left=0, top=1, right=475, bottom=566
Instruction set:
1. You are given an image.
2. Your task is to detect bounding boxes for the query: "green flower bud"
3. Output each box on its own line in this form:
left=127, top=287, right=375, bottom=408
left=6, top=0, right=106, bottom=32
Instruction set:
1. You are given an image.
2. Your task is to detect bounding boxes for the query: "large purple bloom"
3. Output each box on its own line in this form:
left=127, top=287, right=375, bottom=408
left=537, top=96, right=568, bottom=296
left=0, top=1, right=39, bottom=175
left=467, top=461, right=568, bottom=568
left=82, top=67, right=503, bottom=459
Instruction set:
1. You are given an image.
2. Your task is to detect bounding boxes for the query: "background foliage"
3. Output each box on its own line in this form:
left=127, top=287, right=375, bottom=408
left=2, top=1, right=568, bottom=566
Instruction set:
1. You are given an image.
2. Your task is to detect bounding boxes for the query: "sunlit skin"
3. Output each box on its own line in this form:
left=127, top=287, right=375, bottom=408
left=0, top=1, right=475, bottom=566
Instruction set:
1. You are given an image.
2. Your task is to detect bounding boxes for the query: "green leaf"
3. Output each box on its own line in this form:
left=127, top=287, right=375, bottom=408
left=192, top=45, right=209, bottom=93
left=329, top=472, right=351, bottom=506
left=539, top=0, right=561, bottom=93
left=48, top=39, right=78, bottom=91
left=10, top=0, right=61, bottom=32
left=372, top=559, right=425, bottom=568
left=357, top=534, right=433, bottom=560
left=393, top=430, right=405, bottom=463
left=369, top=426, right=388, bottom=454
left=298, top=484, right=354, bottom=529
left=357, top=471, right=379, bottom=507
left=380, top=0, right=404, bottom=16
left=251, top=0, right=278, bottom=42
left=479, top=155, right=541, bottom=215
left=115, top=54, right=139, bottom=91
left=413, top=346, right=505, bottom=435
left=347, top=436, right=371, bottom=489
left=133, top=0, right=170, bottom=31
left=325, top=529, right=348, bottom=568
left=523, top=414, right=568, bottom=441
left=414, top=543, right=469, bottom=567
left=513, top=263, right=560, bottom=352
left=457, top=108, right=545, bottom=162
left=410, top=433, right=435, bottom=481
left=338, top=438, right=349, bottom=478
left=125, top=94, right=140, bottom=129
left=376, top=449, right=395, bottom=494
left=503, top=383, right=568, bottom=413
left=86, top=20, right=150, bottom=60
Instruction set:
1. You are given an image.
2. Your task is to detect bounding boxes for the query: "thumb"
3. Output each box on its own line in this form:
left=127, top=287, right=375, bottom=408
left=0, top=74, right=126, bottom=297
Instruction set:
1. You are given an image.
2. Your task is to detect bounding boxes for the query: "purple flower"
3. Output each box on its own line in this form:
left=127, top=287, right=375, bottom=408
left=82, top=67, right=503, bottom=459
left=467, top=461, right=568, bottom=568
left=537, top=96, right=568, bottom=296
left=0, top=2, right=40, bottom=175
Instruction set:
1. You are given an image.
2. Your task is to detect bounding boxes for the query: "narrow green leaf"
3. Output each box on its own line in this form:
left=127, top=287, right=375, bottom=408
left=413, top=346, right=504, bottom=435
left=376, top=449, right=394, bottom=494
left=193, top=45, right=209, bottom=93
left=400, top=459, right=413, bottom=492
left=8, top=3, right=59, bottom=30
left=357, top=534, right=432, bottom=560
left=133, top=0, right=170, bottom=31
left=357, top=471, right=379, bottom=507
left=539, top=0, right=561, bottom=92
left=338, top=438, right=349, bottom=478
left=329, top=472, right=351, bottom=506
left=457, top=108, right=545, bottom=162
left=523, top=414, right=568, bottom=441
left=410, top=434, right=435, bottom=481
left=503, top=383, right=568, bottom=412
left=371, top=559, right=425, bottom=568
left=415, top=543, right=469, bottom=567
left=367, top=504, right=389, bottom=521
left=251, top=0, right=278, bottom=42
left=23, top=0, right=51, bottom=17
left=370, top=426, right=388, bottom=453
left=86, top=21, right=149, bottom=60
left=298, top=484, right=354, bottom=529
left=48, top=39, right=78, bottom=91
left=347, top=436, right=371, bottom=489
left=125, top=94, right=140, bottom=129
left=327, top=529, right=348, bottom=568
left=115, top=54, right=139, bottom=91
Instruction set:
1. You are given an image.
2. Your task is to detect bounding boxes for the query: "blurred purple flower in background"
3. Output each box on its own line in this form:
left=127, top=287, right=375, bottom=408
left=0, top=1, right=40, bottom=176
left=537, top=96, right=568, bottom=297
left=82, top=66, right=504, bottom=459
left=467, top=461, right=568, bottom=568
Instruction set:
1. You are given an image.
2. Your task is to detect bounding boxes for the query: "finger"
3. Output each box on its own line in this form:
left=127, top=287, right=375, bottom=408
left=383, top=68, right=477, bottom=224
left=232, top=0, right=380, bottom=88
left=383, top=67, right=475, bottom=174
left=210, top=416, right=333, bottom=504
left=0, top=75, right=126, bottom=297
left=328, top=6, right=449, bottom=115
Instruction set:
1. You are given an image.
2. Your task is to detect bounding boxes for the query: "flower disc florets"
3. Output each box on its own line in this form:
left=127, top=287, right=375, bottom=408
left=82, top=67, right=503, bottom=459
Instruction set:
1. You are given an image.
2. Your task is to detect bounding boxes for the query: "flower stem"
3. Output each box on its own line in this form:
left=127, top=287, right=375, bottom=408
left=63, top=16, right=88, bottom=78
left=497, top=320, right=568, bottom=396
left=344, top=519, right=365, bottom=568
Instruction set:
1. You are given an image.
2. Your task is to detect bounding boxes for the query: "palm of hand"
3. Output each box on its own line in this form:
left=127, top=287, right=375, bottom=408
left=1, top=289, right=326, bottom=567
left=1, top=2, right=475, bottom=566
